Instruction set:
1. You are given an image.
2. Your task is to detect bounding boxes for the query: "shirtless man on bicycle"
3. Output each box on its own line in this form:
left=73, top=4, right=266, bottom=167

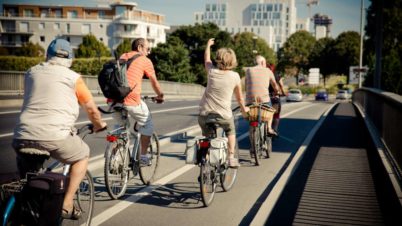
left=12, top=38, right=107, bottom=220
left=245, top=55, right=279, bottom=135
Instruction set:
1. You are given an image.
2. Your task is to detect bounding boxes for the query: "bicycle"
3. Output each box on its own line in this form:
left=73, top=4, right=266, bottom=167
left=247, top=103, right=275, bottom=166
left=191, top=108, right=240, bottom=207
left=99, top=96, right=160, bottom=200
left=0, top=124, right=97, bottom=226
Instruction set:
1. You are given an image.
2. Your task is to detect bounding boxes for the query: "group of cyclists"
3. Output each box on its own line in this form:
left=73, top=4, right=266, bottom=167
left=11, top=37, right=285, bottom=220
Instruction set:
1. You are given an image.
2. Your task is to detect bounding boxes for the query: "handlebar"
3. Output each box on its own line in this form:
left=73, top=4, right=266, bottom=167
left=77, top=124, right=107, bottom=136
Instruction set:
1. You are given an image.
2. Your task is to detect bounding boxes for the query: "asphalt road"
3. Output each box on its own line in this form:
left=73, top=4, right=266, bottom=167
left=0, top=96, right=337, bottom=225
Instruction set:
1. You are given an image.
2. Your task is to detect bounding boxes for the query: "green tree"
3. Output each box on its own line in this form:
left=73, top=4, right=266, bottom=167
left=149, top=36, right=195, bottom=83
left=331, top=31, right=360, bottom=82
left=364, top=0, right=402, bottom=94
left=277, top=30, right=316, bottom=84
left=232, top=32, right=276, bottom=77
left=76, top=34, right=111, bottom=58
left=15, top=42, right=45, bottom=57
left=115, top=38, right=132, bottom=58
left=309, top=37, right=335, bottom=86
left=169, top=23, right=232, bottom=85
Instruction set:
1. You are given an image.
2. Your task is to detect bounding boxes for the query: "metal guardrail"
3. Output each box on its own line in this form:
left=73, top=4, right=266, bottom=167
left=0, top=71, right=205, bottom=97
left=353, top=88, right=402, bottom=181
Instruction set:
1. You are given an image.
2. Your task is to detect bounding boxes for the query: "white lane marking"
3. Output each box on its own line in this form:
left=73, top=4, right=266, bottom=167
left=250, top=103, right=337, bottom=226
left=0, top=106, right=199, bottom=138
left=91, top=129, right=251, bottom=225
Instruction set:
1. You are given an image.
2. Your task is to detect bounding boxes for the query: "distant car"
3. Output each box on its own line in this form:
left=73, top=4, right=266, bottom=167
left=315, top=89, right=328, bottom=101
left=336, top=90, right=349, bottom=99
left=286, top=89, right=303, bottom=102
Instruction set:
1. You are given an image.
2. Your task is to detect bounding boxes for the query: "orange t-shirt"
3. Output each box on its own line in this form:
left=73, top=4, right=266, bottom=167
left=75, top=77, right=93, bottom=104
left=119, top=51, right=155, bottom=106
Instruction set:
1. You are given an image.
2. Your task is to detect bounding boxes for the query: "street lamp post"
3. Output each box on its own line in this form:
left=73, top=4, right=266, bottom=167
left=358, top=0, right=364, bottom=88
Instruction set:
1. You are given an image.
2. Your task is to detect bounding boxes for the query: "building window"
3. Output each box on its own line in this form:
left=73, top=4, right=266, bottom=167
left=212, top=4, right=217, bottom=11
left=279, top=4, right=283, bottom=11
left=39, top=23, right=45, bottom=30
left=54, top=9, right=62, bottom=18
left=20, top=22, right=29, bottom=32
left=222, top=4, right=226, bottom=12
left=206, top=4, right=210, bottom=11
left=40, top=36, right=45, bottom=42
left=98, top=11, right=105, bottom=19
left=267, top=4, right=273, bottom=11
left=66, top=24, right=70, bottom=33
left=81, top=24, right=91, bottom=34
left=40, top=9, right=49, bottom=18
left=251, top=4, right=256, bottom=11
left=23, top=9, right=34, bottom=17
left=66, top=37, right=70, bottom=42
left=147, top=26, right=150, bottom=34
left=67, top=10, right=78, bottom=19
left=54, top=23, right=60, bottom=30
left=21, top=35, right=29, bottom=43
left=100, top=37, right=103, bottom=42
left=99, top=24, right=103, bottom=28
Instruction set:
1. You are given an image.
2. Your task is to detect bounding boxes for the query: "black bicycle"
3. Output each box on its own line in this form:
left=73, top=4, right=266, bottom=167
left=0, top=124, right=97, bottom=226
left=99, top=96, right=160, bottom=200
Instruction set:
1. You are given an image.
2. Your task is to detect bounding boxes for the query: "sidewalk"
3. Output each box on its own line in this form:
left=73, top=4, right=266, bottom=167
left=265, top=102, right=401, bottom=225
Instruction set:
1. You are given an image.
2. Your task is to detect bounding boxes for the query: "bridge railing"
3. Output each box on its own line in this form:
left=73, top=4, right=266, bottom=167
left=353, top=88, right=402, bottom=180
left=0, top=71, right=205, bottom=97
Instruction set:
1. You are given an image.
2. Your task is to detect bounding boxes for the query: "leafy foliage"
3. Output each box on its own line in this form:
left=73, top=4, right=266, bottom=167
left=149, top=37, right=195, bottom=83
left=232, top=32, right=276, bottom=76
left=0, top=56, right=45, bottom=71
left=75, top=34, right=111, bottom=58
left=115, top=38, right=132, bottom=58
left=331, top=31, right=360, bottom=78
left=364, top=0, right=402, bottom=94
left=15, top=42, right=45, bottom=57
left=277, top=30, right=316, bottom=83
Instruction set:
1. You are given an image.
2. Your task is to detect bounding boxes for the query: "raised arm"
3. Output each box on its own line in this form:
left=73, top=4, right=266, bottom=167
left=204, top=38, right=214, bottom=71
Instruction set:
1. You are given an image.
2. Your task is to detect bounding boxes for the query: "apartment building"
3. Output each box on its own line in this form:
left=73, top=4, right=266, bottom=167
left=0, top=1, right=170, bottom=54
left=194, top=0, right=310, bottom=52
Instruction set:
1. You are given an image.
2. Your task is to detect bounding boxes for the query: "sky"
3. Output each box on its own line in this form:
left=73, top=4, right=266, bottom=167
left=1, top=0, right=371, bottom=38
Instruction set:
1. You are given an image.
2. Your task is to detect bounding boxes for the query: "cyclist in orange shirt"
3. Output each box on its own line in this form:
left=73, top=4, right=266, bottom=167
left=112, top=38, right=164, bottom=166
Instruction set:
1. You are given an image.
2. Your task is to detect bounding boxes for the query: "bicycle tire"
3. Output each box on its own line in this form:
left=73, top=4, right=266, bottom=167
left=61, top=171, right=94, bottom=226
left=104, top=140, right=130, bottom=199
left=250, top=126, right=261, bottom=166
left=220, top=140, right=239, bottom=192
left=139, top=133, right=160, bottom=185
left=200, top=161, right=216, bottom=207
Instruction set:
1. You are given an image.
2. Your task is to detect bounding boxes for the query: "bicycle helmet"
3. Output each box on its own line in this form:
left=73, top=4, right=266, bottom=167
left=46, top=38, right=74, bottom=59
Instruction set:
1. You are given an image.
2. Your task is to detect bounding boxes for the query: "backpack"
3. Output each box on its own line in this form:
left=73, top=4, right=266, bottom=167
left=98, top=54, right=141, bottom=102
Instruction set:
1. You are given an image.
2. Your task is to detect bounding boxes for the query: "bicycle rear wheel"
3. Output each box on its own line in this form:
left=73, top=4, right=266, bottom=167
left=61, top=171, right=94, bottom=226
left=139, top=133, right=160, bottom=185
left=104, top=140, right=130, bottom=199
left=220, top=141, right=239, bottom=192
left=200, top=161, right=216, bottom=207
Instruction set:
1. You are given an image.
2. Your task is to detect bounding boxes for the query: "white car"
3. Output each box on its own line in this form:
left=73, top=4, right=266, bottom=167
left=286, top=89, right=303, bottom=102
left=336, top=90, right=350, bottom=99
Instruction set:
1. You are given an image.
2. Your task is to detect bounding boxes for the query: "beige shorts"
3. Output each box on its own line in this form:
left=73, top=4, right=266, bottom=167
left=198, top=114, right=236, bottom=136
left=13, top=133, right=90, bottom=164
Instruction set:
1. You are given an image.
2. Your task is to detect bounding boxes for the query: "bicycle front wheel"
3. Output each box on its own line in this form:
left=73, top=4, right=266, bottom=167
left=62, top=171, right=94, bottom=226
left=104, top=141, right=130, bottom=199
left=139, top=133, right=160, bottom=185
left=220, top=141, right=239, bottom=192
left=200, top=161, right=216, bottom=207
left=250, top=126, right=261, bottom=166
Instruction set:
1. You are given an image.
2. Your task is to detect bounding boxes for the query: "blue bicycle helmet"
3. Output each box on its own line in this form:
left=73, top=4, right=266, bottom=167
left=46, top=38, right=74, bottom=59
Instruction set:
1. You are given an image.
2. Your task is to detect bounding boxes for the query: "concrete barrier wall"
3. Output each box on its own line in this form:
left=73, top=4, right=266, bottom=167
left=0, top=70, right=205, bottom=97
left=353, top=88, right=402, bottom=179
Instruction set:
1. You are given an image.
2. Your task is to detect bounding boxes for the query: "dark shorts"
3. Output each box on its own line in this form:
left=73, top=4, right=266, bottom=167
left=198, top=114, right=236, bottom=136
left=271, top=96, right=281, bottom=117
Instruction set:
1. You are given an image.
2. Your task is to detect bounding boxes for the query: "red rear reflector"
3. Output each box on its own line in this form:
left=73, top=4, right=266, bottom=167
left=250, top=121, right=258, bottom=127
left=199, top=141, right=209, bottom=148
left=106, top=135, right=118, bottom=142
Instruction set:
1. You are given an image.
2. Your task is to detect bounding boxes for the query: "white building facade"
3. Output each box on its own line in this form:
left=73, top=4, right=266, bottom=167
left=0, top=1, right=169, bottom=53
left=194, top=0, right=310, bottom=52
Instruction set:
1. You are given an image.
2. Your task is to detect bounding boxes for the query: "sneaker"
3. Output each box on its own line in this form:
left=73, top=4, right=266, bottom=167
left=228, top=157, right=240, bottom=168
left=140, top=155, right=151, bottom=166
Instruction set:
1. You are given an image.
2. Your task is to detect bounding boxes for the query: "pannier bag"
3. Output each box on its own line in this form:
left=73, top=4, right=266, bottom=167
left=24, top=171, right=69, bottom=226
left=209, top=137, right=228, bottom=166
left=98, top=54, right=141, bottom=102
left=185, top=136, right=204, bottom=164
left=248, top=104, right=276, bottom=122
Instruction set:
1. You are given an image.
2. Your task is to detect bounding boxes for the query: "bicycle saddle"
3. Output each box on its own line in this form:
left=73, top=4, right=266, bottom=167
left=17, top=148, right=50, bottom=156
left=113, top=106, right=125, bottom=112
